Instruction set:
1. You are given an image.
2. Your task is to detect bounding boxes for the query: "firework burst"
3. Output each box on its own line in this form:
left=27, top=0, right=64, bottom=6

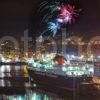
left=42, top=21, right=60, bottom=37
left=39, top=1, right=60, bottom=22
left=39, top=0, right=81, bottom=37
left=58, top=4, right=81, bottom=24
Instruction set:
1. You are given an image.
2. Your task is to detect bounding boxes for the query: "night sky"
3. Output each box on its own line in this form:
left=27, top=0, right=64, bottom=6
left=0, top=0, right=100, bottom=40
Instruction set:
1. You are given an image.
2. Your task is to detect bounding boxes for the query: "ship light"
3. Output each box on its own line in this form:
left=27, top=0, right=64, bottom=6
left=88, top=68, right=94, bottom=74
left=33, top=84, right=37, bottom=87
left=1, top=65, right=5, bottom=73
left=27, top=58, right=35, bottom=64
left=67, top=60, right=70, bottom=65
left=62, top=67, right=67, bottom=72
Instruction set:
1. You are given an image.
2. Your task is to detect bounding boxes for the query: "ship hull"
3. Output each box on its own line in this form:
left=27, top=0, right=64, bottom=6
left=28, top=67, right=93, bottom=92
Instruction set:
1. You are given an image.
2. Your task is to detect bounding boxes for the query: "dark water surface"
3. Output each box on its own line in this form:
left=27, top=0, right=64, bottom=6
left=0, top=65, right=100, bottom=100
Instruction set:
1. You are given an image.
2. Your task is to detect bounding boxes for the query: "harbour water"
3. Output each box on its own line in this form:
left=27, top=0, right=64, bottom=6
left=0, top=65, right=100, bottom=100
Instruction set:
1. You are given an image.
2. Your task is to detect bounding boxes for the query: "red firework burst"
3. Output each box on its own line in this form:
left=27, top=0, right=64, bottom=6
left=58, top=4, right=80, bottom=24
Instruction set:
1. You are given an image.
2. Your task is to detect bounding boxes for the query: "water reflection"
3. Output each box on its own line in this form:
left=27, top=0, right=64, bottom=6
left=0, top=65, right=99, bottom=100
left=6, top=89, right=62, bottom=100
left=0, top=65, right=28, bottom=78
left=0, top=88, right=99, bottom=100
left=0, top=65, right=70, bottom=100
left=0, top=65, right=28, bottom=87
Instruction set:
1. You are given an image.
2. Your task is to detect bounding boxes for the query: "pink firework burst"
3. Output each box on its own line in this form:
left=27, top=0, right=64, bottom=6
left=58, top=4, right=80, bottom=24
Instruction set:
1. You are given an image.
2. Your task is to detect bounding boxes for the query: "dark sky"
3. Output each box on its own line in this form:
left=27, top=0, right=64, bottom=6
left=0, top=0, right=100, bottom=40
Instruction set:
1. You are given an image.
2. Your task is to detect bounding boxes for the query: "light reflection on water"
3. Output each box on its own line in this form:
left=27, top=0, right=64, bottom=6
left=0, top=65, right=28, bottom=77
left=7, top=89, right=63, bottom=100
left=0, top=90, right=62, bottom=100
left=0, top=65, right=70, bottom=100
left=0, top=65, right=63, bottom=100
left=0, top=65, right=28, bottom=87
left=0, top=65, right=100, bottom=100
left=0, top=88, right=100, bottom=100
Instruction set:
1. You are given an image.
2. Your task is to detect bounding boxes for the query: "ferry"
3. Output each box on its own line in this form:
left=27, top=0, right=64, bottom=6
left=28, top=54, right=93, bottom=92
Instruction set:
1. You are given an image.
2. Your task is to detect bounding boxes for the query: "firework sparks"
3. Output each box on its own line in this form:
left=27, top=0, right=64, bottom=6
left=58, top=4, right=80, bottom=24
left=39, top=1, right=60, bottom=22
left=47, top=22, right=60, bottom=36
left=42, top=22, right=60, bottom=37
left=39, top=0, right=81, bottom=37
left=39, top=1, right=60, bottom=13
